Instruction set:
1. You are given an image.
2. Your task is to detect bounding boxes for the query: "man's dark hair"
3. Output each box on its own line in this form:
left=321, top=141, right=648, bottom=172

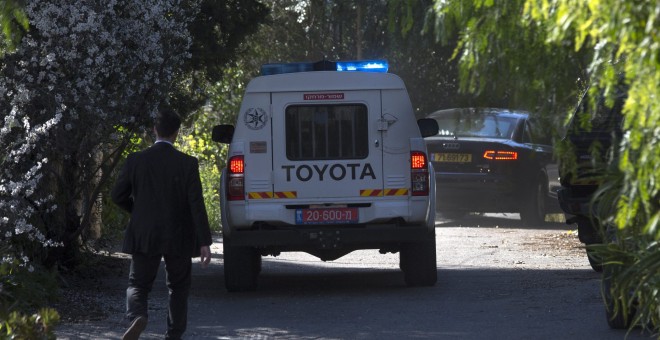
left=155, top=108, right=182, bottom=138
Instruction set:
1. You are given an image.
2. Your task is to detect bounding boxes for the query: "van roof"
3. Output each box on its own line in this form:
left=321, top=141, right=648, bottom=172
left=245, top=71, right=406, bottom=93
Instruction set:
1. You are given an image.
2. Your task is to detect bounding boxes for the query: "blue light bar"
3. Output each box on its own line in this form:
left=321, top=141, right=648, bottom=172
left=336, top=60, right=388, bottom=73
left=260, top=59, right=389, bottom=76
left=260, top=62, right=314, bottom=76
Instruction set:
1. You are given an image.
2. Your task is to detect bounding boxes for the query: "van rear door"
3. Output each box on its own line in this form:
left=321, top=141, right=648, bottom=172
left=271, top=90, right=383, bottom=201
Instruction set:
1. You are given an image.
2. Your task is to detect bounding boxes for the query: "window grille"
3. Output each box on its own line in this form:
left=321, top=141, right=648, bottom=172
left=285, top=104, right=369, bottom=160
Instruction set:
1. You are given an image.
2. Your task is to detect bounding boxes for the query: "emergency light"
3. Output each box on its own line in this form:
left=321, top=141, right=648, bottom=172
left=336, top=60, right=388, bottom=72
left=260, top=59, right=389, bottom=76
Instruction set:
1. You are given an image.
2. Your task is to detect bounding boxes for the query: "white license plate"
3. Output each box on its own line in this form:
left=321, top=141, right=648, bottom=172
left=295, top=208, right=359, bottom=225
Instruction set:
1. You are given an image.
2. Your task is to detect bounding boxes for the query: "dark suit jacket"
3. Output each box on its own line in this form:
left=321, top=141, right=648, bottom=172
left=111, top=142, right=213, bottom=257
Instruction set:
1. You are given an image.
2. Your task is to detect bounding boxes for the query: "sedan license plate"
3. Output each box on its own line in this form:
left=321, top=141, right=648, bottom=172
left=295, top=207, right=359, bottom=225
left=432, top=153, right=472, bottom=163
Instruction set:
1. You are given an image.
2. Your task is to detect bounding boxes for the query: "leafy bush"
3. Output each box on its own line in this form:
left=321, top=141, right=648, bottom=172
left=1, top=253, right=59, bottom=339
left=428, top=0, right=660, bottom=334
left=178, top=109, right=228, bottom=232
left=177, top=64, right=248, bottom=233
left=0, top=308, right=59, bottom=340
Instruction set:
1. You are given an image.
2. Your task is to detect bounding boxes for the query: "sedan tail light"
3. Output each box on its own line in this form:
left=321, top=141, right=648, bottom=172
left=227, top=155, right=245, bottom=201
left=483, top=150, right=518, bottom=160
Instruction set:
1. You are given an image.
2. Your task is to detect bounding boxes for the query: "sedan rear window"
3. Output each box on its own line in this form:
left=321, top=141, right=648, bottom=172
left=433, top=113, right=517, bottom=139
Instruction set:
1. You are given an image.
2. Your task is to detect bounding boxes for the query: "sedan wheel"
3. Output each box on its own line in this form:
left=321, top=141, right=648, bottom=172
left=520, top=177, right=547, bottom=225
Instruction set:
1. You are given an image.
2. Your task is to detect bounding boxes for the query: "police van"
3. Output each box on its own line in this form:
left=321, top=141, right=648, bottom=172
left=212, top=60, right=439, bottom=291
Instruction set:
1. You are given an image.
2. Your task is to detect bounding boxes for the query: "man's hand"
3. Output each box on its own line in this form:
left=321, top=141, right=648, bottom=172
left=199, top=245, right=211, bottom=268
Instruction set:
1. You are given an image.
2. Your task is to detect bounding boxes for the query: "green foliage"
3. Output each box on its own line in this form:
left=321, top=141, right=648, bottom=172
left=0, top=0, right=269, bottom=270
left=426, top=0, right=591, bottom=116
left=223, top=0, right=464, bottom=115
left=387, top=0, right=416, bottom=37
left=177, top=109, right=228, bottom=232
left=0, top=0, right=29, bottom=54
left=0, top=253, right=59, bottom=339
left=428, top=0, right=660, bottom=333
left=527, top=0, right=660, bottom=332
left=169, top=0, right=269, bottom=117
left=0, top=308, right=59, bottom=340
left=0, top=260, right=58, bottom=317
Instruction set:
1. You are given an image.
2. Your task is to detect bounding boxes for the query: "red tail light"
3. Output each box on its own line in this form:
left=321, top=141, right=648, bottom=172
left=483, top=150, right=518, bottom=160
left=411, top=151, right=429, bottom=196
left=227, top=155, right=244, bottom=201
left=229, top=156, right=244, bottom=173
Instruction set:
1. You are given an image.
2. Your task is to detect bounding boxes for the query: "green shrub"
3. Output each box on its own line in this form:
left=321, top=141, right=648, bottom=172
left=178, top=111, right=227, bottom=232
left=0, top=308, right=59, bottom=340
left=0, top=255, right=59, bottom=339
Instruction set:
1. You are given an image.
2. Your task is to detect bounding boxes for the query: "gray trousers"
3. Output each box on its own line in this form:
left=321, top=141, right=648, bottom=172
left=126, top=252, right=191, bottom=340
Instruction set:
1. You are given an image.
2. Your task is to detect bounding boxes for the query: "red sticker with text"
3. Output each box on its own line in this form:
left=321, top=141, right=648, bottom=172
left=304, top=93, right=344, bottom=100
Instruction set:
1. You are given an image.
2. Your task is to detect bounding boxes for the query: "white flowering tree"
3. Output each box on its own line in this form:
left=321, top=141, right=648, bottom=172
left=0, top=0, right=203, bottom=267
left=0, top=0, right=267, bottom=330
left=0, top=0, right=268, bottom=272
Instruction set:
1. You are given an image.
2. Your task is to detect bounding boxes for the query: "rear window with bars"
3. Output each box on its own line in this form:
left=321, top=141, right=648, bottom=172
left=285, top=104, right=369, bottom=160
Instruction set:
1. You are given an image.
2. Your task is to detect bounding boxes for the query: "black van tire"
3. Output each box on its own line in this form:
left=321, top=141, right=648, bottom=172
left=520, top=176, right=547, bottom=225
left=223, top=238, right=260, bottom=292
left=400, top=231, right=437, bottom=287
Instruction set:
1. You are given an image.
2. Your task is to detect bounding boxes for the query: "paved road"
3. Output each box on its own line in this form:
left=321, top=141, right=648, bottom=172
left=55, top=214, right=653, bottom=339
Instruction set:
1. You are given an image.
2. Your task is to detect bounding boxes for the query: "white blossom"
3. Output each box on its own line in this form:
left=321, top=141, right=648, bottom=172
left=1, top=0, right=201, bottom=265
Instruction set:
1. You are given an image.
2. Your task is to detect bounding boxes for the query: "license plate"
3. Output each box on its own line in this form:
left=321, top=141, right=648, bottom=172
left=432, top=153, right=472, bottom=163
left=295, top=207, right=359, bottom=225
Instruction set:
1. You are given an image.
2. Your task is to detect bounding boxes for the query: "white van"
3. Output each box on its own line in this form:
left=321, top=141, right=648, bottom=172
left=212, top=60, right=439, bottom=291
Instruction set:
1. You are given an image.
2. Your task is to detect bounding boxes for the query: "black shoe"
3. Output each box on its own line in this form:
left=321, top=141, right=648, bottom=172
left=123, top=316, right=147, bottom=340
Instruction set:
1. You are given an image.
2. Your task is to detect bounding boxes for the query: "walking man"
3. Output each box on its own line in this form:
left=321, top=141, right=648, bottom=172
left=112, top=108, right=213, bottom=340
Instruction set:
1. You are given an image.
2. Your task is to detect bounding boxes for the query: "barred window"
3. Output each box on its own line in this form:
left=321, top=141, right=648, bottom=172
left=285, top=104, right=369, bottom=160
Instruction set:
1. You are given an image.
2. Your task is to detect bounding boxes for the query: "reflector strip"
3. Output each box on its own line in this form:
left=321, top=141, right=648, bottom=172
left=248, top=192, right=298, bottom=199
left=360, top=189, right=408, bottom=196
left=248, top=192, right=273, bottom=199
left=384, top=188, right=409, bottom=196
left=274, top=191, right=297, bottom=199
left=360, top=189, right=383, bottom=197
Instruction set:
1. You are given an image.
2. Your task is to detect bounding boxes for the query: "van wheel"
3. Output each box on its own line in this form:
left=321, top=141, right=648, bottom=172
left=223, top=238, right=260, bottom=292
left=400, top=231, right=437, bottom=287
left=520, top=177, right=547, bottom=225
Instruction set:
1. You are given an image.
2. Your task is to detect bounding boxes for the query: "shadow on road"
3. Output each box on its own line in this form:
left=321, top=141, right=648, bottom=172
left=436, top=212, right=572, bottom=231
left=184, top=261, right=649, bottom=340
left=54, top=244, right=654, bottom=340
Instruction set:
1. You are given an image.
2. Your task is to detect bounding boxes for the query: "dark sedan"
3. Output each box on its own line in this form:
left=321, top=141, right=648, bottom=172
left=425, top=108, right=558, bottom=224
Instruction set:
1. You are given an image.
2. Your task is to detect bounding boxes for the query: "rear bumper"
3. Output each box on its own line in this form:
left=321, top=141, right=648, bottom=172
left=229, top=223, right=431, bottom=248
left=222, top=196, right=431, bottom=235
left=435, top=173, right=520, bottom=211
